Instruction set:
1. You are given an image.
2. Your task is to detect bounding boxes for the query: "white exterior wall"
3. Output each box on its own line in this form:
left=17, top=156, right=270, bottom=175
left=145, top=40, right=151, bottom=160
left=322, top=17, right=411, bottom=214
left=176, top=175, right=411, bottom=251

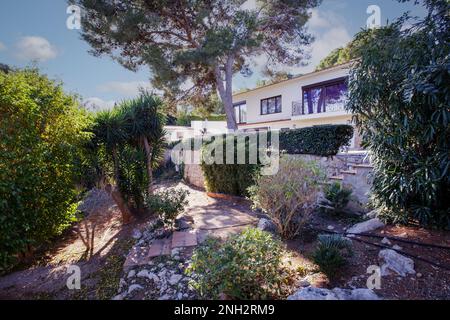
left=232, top=64, right=352, bottom=131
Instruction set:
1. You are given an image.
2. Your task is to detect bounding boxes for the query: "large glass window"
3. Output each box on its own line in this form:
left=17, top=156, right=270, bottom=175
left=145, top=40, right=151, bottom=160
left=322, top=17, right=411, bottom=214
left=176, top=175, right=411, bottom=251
left=234, top=101, right=247, bottom=124
left=303, top=79, right=347, bottom=115
left=261, top=95, right=282, bottom=115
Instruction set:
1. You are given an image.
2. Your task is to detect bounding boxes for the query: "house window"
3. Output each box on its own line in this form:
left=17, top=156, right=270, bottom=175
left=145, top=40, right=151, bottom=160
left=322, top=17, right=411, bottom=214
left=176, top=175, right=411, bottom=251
left=234, top=101, right=247, bottom=124
left=261, top=95, right=282, bottom=115
left=302, top=78, right=348, bottom=115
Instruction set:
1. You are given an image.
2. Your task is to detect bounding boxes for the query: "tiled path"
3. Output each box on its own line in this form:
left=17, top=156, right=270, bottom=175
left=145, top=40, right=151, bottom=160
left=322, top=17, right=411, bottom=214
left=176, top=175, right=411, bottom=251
left=124, top=182, right=258, bottom=269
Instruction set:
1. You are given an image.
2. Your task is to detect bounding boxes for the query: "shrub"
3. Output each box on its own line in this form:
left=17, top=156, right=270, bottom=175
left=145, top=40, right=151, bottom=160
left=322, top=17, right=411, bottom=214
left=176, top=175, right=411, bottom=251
left=186, top=228, right=294, bottom=299
left=312, top=234, right=352, bottom=278
left=0, top=68, right=91, bottom=272
left=146, top=189, right=189, bottom=226
left=248, top=157, right=325, bottom=239
left=279, top=125, right=354, bottom=156
left=319, top=182, right=353, bottom=215
left=347, top=2, right=450, bottom=228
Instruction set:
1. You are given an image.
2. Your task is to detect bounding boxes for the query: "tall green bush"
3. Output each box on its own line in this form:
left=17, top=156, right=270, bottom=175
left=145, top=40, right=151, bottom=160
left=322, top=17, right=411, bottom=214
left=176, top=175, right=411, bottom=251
left=347, top=1, right=450, bottom=228
left=0, top=68, right=91, bottom=272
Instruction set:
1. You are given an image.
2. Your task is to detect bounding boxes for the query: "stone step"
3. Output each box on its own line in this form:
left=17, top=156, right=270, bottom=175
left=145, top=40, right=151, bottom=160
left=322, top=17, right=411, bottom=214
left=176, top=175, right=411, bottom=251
left=172, top=230, right=198, bottom=248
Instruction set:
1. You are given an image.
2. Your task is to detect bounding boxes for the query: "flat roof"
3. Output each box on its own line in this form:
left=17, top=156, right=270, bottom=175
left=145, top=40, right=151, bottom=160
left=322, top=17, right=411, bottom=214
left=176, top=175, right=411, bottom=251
left=233, top=61, right=352, bottom=97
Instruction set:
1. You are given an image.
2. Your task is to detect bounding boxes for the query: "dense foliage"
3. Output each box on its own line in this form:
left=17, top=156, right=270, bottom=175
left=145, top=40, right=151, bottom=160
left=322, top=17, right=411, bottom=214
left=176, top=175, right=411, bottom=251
left=72, top=0, right=320, bottom=129
left=200, top=134, right=262, bottom=196
left=0, top=68, right=91, bottom=272
left=347, top=0, right=450, bottom=228
left=248, top=157, right=325, bottom=239
left=279, top=125, right=354, bottom=156
left=186, top=228, right=295, bottom=299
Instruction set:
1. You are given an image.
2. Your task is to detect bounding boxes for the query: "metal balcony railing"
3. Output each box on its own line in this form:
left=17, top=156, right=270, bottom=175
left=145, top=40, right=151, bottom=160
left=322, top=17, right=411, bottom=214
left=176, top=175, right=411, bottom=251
left=292, top=101, right=346, bottom=116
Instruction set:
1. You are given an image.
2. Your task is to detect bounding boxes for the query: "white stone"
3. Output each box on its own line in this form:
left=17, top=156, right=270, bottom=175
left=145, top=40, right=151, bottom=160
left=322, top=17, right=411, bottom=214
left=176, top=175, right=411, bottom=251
left=392, top=244, right=403, bottom=251
left=177, top=292, right=183, bottom=300
left=381, top=237, right=392, bottom=245
left=127, top=284, right=143, bottom=294
left=158, top=294, right=171, bottom=300
left=112, top=293, right=125, bottom=300
left=169, top=274, right=183, bottom=285
left=288, top=287, right=380, bottom=300
left=347, top=218, right=385, bottom=234
left=379, top=249, right=415, bottom=277
left=365, top=209, right=379, bottom=219
left=327, top=225, right=335, bottom=230
left=127, top=270, right=136, bottom=279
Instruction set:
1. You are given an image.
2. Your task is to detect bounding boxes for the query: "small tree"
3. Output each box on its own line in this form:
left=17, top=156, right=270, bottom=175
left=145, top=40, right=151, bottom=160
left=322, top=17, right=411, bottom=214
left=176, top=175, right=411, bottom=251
left=91, top=93, right=166, bottom=221
left=72, top=0, right=320, bottom=130
left=347, top=0, right=450, bottom=228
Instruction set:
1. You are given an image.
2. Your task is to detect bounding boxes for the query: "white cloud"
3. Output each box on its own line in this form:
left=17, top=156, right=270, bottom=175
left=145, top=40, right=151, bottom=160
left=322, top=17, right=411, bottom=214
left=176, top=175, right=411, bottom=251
left=84, top=97, right=116, bottom=112
left=15, top=36, right=58, bottom=62
left=97, top=81, right=153, bottom=97
left=0, top=41, right=6, bottom=51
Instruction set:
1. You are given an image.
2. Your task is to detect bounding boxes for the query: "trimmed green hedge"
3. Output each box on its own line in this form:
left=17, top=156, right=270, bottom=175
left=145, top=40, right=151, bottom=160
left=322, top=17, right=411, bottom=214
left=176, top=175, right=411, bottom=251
left=200, top=135, right=261, bottom=196
left=198, top=125, right=354, bottom=196
left=279, top=125, right=354, bottom=156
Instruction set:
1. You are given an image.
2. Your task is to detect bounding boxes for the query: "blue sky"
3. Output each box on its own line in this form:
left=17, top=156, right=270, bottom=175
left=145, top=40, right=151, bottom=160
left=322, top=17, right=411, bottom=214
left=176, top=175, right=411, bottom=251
left=0, top=0, right=426, bottom=110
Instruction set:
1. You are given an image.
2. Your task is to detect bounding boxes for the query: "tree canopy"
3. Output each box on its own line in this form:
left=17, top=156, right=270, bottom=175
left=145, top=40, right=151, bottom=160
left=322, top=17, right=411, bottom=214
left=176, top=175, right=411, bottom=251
left=72, top=0, right=321, bottom=129
left=347, top=0, right=450, bottom=228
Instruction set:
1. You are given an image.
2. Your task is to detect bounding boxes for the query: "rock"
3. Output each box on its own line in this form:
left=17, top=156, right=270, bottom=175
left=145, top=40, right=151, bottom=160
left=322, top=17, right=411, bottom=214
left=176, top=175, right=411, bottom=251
left=137, top=269, right=159, bottom=283
left=132, top=229, right=142, bottom=240
left=127, top=270, right=136, bottom=279
left=332, top=288, right=380, bottom=300
left=327, top=225, right=335, bottom=230
left=174, top=216, right=192, bottom=231
left=128, top=284, right=143, bottom=294
left=169, top=274, right=183, bottom=286
left=381, top=237, right=392, bottom=245
left=112, top=293, right=125, bottom=300
left=158, top=294, right=171, bottom=300
left=257, top=218, right=277, bottom=234
left=298, top=280, right=311, bottom=288
left=417, top=273, right=422, bottom=278
left=365, top=209, right=379, bottom=219
left=288, top=287, right=338, bottom=300
left=288, top=287, right=380, bottom=300
left=392, top=244, right=403, bottom=251
left=177, top=292, right=183, bottom=300
left=347, top=218, right=385, bottom=234
left=379, top=249, right=415, bottom=277
left=171, top=248, right=181, bottom=257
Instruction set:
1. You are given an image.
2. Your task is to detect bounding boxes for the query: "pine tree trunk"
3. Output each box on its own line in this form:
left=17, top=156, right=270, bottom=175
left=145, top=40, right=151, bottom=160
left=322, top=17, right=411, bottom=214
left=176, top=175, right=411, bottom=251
left=111, top=148, right=133, bottom=224
left=142, top=136, right=154, bottom=195
left=215, top=56, right=238, bottom=131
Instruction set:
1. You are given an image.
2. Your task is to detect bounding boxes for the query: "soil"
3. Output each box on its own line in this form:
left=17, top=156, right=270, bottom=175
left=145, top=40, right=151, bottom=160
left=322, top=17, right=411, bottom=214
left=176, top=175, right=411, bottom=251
left=0, top=188, right=154, bottom=300
left=1, top=182, right=449, bottom=300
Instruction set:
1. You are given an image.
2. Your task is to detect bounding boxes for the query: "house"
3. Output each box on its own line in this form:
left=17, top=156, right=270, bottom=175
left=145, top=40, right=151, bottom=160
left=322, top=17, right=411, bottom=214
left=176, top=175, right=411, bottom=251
left=165, top=120, right=228, bottom=142
left=232, top=62, right=361, bottom=149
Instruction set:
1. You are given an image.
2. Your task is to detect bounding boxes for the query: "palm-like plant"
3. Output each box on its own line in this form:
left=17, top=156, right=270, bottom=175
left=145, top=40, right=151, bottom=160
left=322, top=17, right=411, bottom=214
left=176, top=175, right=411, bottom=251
left=121, top=93, right=166, bottom=195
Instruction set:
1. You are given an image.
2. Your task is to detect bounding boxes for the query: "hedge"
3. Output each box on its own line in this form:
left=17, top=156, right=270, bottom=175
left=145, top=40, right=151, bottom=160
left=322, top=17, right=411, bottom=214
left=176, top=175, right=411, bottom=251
left=279, top=125, right=354, bottom=156
left=198, top=125, right=354, bottom=196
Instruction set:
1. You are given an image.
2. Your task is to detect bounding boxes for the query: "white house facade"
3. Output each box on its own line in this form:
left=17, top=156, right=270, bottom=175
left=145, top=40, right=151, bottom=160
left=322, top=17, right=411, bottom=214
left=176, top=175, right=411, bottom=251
left=232, top=63, right=361, bottom=149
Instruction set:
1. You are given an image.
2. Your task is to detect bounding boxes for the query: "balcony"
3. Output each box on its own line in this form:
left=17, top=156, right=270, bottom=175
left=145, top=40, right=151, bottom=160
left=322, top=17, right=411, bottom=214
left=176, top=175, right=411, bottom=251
left=292, top=100, right=347, bottom=118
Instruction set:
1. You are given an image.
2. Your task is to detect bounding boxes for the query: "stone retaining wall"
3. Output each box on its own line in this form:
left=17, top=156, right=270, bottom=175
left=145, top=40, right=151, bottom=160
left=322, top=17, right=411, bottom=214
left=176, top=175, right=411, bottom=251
left=182, top=151, right=372, bottom=206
